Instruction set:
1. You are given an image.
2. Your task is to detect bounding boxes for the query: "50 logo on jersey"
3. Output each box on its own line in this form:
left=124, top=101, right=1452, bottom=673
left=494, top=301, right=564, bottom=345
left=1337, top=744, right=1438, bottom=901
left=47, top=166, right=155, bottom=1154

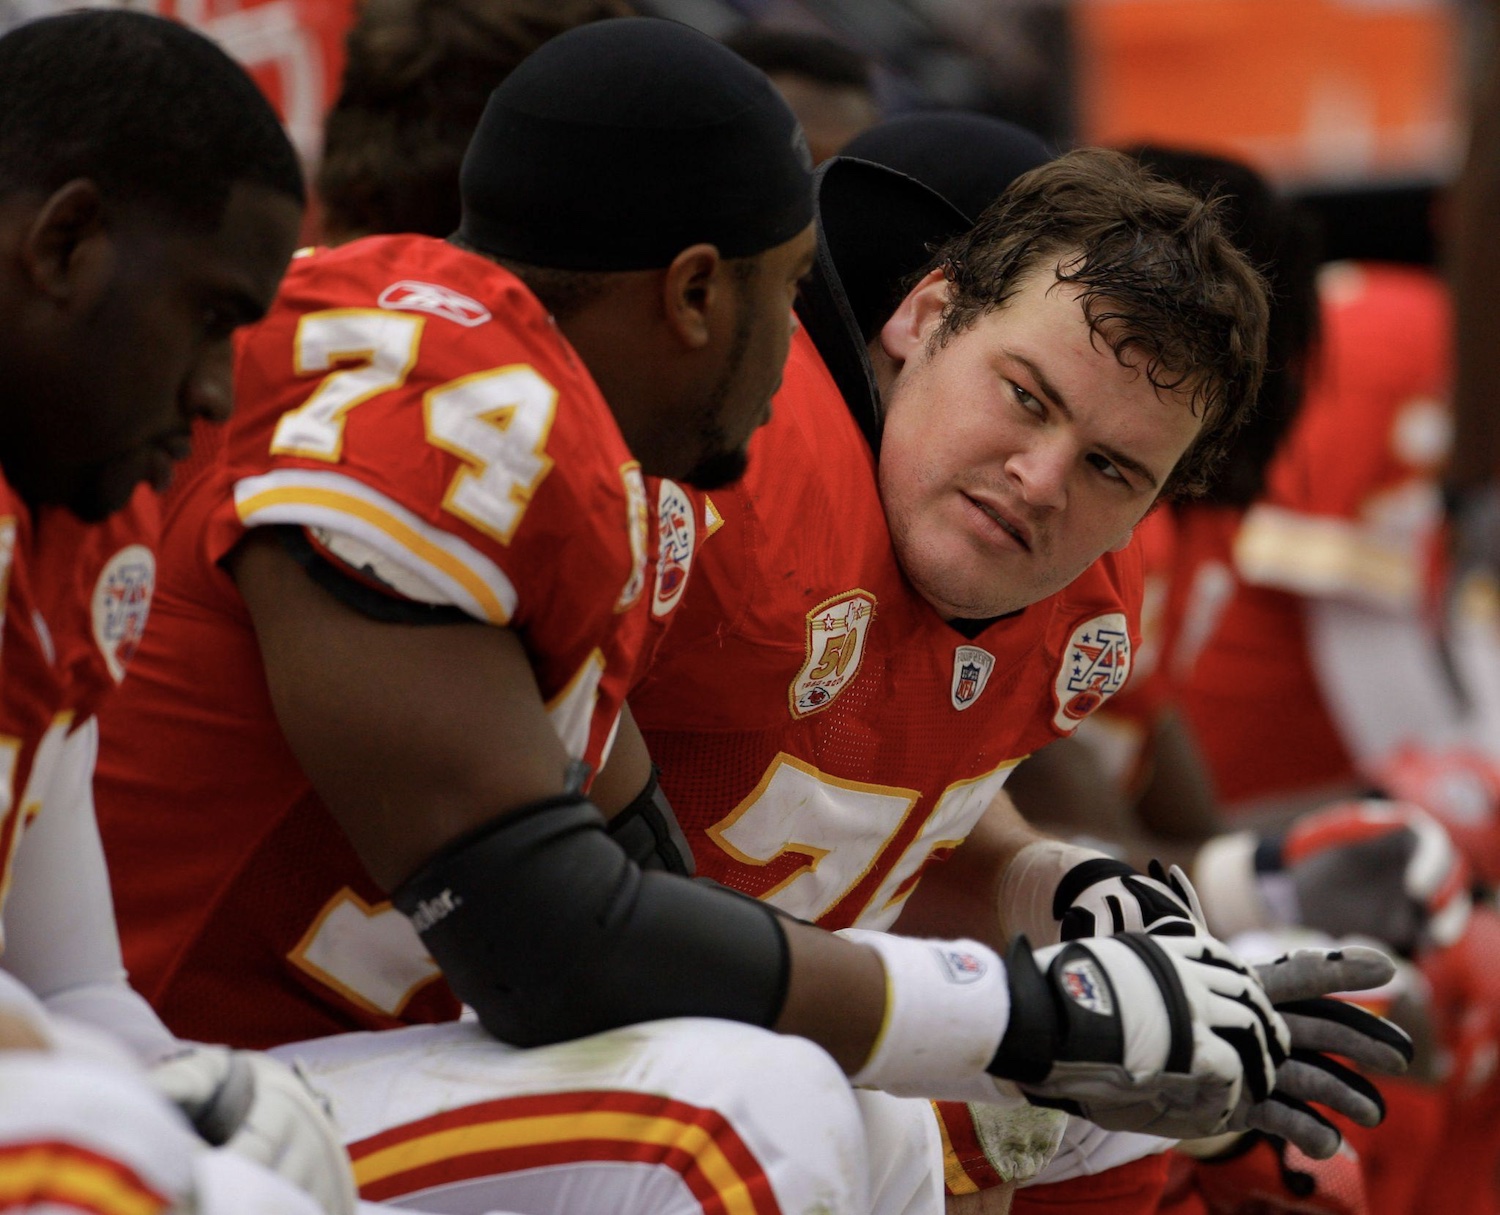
left=789, top=590, right=876, bottom=718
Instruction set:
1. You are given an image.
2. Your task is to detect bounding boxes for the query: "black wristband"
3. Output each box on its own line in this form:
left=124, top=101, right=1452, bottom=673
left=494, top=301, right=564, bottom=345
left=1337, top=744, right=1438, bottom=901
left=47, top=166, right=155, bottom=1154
left=988, top=935, right=1059, bottom=1083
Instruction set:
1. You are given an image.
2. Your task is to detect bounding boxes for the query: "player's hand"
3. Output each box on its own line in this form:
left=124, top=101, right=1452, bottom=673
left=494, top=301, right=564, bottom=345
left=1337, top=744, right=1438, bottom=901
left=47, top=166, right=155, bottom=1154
left=1057, top=856, right=1205, bottom=939
left=150, top=1045, right=356, bottom=1215
left=1245, top=946, right=1413, bottom=1158
left=992, top=932, right=1286, bottom=1142
left=1372, top=743, right=1500, bottom=888
left=1195, top=800, right=1471, bottom=957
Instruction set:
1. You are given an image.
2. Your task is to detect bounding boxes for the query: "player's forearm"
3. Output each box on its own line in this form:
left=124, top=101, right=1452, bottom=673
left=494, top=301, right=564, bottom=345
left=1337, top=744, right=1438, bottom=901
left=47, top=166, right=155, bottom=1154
left=773, top=920, right=888, bottom=1072
left=890, top=786, right=1045, bottom=947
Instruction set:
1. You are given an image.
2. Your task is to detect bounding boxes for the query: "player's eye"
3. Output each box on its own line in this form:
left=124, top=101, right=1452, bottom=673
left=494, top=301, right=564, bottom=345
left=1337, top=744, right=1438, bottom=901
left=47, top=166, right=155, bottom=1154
left=1012, top=383, right=1044, bottom=417
left=1087, top=452, right=1128, bottom=483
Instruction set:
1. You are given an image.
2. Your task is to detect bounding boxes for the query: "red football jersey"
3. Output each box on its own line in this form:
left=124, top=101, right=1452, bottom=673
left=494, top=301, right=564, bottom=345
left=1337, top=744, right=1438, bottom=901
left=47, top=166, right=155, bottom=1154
left=631, top=327, right=1144, bottom=931
left=1178, top=263, right=1451, bottom=807
left=0, top=476, right=159, bottom=931
left=96, top=235, right=664, bottom=1047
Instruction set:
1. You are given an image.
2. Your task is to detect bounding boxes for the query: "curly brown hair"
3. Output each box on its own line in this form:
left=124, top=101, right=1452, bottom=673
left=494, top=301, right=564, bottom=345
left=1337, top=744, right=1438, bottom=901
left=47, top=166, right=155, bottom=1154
left=927, top=148, right=1268, bottom=499
left=318, top=0, right=633, bottom=243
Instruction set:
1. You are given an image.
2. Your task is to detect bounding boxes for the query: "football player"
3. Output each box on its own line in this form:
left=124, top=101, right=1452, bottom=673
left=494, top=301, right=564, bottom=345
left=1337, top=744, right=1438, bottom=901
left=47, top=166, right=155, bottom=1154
left=97, top=17, right=899, bottom=1215
left=623, top=141, right=1409, bottom=1213
left=0, top=11, right=360, bottom=1214
left=94, top=56, right=1403, bottom=1215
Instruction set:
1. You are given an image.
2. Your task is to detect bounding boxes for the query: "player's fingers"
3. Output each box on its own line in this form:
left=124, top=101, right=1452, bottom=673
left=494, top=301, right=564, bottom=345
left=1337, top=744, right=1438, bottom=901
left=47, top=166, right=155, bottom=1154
left=1253, top=946, right=1396, bottom=1003
left=1276, top=999, right=1413, bottom=1074
left=1245, top=1093, right=1342, bottom=1161
left=1274, top=1051, right=1385, bottom=1127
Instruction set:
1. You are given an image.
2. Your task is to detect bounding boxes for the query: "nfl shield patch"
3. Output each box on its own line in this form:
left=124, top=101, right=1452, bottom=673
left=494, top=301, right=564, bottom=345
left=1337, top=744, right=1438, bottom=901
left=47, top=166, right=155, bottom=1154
left=939, top=947, right=988, bottom=984
left=950, top=644, right=996, bottom=711
left=92, top=544, right=156, bottom=684
left=1059, top=956, right=1113, bottom=1016
left=1052, top=613, right=1131, bottom=732
left=789, top=589, right=876, bottom=718
left=652, top=479, right=696, bottom=618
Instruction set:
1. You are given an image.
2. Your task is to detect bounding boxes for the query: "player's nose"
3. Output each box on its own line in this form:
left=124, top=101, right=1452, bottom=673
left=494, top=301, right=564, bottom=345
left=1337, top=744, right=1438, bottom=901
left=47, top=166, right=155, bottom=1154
left=1006, top=437, right=1069, bottom=511
left=182, top=342, right=234, bottom=425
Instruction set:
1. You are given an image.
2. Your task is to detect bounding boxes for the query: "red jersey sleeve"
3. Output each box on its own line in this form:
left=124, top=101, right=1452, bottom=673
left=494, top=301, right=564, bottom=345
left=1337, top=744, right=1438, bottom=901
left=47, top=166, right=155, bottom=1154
left=205, top=235, right=653, bottom=769
left=1237, top=262, right=1451, bottom=610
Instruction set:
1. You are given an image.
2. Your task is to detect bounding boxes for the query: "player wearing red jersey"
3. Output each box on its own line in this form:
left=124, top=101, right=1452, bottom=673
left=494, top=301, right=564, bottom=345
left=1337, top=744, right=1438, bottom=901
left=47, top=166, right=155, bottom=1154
left=619, top=146, right=1406, bottom=1214
left=1177, top=262, right=1462, bottom=817
left=98, top=18, right=920, bottom=1215
left=0, top=12, right=367, bottom=1215
left=96, top=74, right=1406, bottom=1212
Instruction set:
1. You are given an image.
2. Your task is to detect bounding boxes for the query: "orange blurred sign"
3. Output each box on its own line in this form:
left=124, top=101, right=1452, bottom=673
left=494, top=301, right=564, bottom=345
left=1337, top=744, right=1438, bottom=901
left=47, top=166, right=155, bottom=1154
left=1075, top=0, right=1460, bottom=184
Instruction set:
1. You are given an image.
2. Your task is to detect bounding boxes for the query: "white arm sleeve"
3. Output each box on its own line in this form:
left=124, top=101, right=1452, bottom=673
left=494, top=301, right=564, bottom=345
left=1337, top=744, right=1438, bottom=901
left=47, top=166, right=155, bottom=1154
left=1, top=717, right=178, bottom=1062
left=1305, top=596, right=1469, bottom=766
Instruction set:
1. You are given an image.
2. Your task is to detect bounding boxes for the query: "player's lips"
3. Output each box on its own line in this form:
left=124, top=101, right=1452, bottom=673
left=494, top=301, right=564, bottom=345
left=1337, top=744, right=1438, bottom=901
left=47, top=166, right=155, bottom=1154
left=962, top=492, right=1031, bottom=551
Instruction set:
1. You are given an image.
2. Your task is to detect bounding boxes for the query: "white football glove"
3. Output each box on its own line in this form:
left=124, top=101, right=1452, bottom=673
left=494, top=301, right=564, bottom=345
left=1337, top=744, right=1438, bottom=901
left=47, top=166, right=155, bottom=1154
left=150, top=1045, right=356, bottom=1215
left=994, top=932, right=1284, bottom=1141
left=1047, top=855, right=1412, bottom=1158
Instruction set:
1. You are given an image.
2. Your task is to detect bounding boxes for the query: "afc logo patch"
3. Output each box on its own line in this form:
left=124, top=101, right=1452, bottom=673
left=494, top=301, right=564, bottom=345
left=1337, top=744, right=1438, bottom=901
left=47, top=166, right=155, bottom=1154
left=951, top=644, right=996, bottom=711
left=92, top=544, right=155, bottom=684
left=1052, top=612, right=1131, bottom=732
left=653, top=479, right=696, bottom=618
left=789, top=589, right=876, bottom=718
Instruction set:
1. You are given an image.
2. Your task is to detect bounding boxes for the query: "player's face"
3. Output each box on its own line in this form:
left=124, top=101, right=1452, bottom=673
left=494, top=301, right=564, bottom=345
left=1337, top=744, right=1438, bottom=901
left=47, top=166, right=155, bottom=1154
left=683, top=224, right=817, bottom=490
left=20, top=181, right=301, bottom=521
left=876, top=264, right=1203, bottom=619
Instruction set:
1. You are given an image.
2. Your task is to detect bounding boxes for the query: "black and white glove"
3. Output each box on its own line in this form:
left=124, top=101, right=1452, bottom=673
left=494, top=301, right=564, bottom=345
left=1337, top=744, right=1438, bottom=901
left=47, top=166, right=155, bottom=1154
left=998, top=839, right=1205, bottom=945
left=1056, top=857, right=1205, bottom=940
left=841, top=929, right=1285, bottom=1142
left=150, top=1045, right=357, bottom=1215
left=994, top=932, right=1286, bottom=1141
left=840, top=928, right=1409, bottom=1160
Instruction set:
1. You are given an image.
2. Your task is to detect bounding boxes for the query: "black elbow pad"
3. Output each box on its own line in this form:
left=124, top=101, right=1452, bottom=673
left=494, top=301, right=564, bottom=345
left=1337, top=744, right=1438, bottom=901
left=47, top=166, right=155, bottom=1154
left=393, top=796, right=789, bottom=1047
left=605, top=765, right=695, bottom=875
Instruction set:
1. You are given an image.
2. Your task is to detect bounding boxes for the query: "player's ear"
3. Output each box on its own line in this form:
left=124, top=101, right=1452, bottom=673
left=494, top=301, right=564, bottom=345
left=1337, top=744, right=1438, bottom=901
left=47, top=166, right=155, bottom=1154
left=19, top=178, right=113, bottom=312
left=661, top=242, right=723, bottom=350
left=878, top=267, right=948, bottom=368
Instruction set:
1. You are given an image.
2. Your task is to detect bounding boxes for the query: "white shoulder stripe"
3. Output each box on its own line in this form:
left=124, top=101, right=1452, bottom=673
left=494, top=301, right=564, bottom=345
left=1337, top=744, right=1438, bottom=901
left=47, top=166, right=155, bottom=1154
left=1235, top=503, right=1417, bottom=609
left=234, top=469, right=518, bottom=624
